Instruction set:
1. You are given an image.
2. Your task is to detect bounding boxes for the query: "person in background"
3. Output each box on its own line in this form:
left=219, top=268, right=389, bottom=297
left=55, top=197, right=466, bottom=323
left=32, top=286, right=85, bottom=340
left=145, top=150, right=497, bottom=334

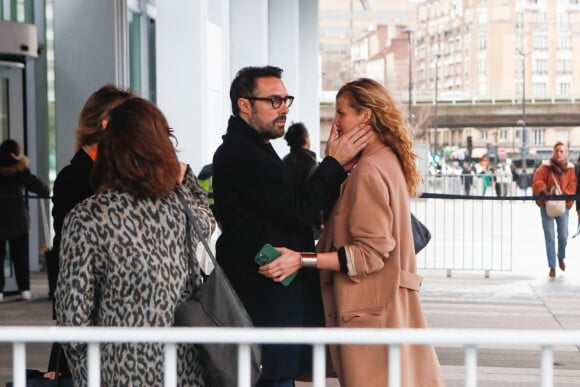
left=461, top=161, right=474, bottom=195
left=56, top=97, right=215, bottom=386
left=48, top=84, right=136, bottom=301
left=495, top=160, right=512, bottom=197
left=259, top=78, right=444, bottom=387
left=197, top=163, right=215, bottom=215
left=576, top=155, right=580, bottom=220
left=476, top=155, right=492, bottom=195
left=532, top=141, right=576, bottom=278
left=283, top=122, right=318, bottom=186
left=212, top=65, right=371, bottom=387
left=0, top=139, right=50, bottom=302
left=517, top=168, right=531, bottom=196
left=283, top=122, right=323, bottom=239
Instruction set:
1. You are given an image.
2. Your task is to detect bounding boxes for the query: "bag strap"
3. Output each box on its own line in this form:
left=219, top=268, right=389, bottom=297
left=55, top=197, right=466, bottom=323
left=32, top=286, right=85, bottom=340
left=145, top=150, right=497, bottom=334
left=551, top=173, right=562, bottom=192
left=175, top=189, right=217, bottom=267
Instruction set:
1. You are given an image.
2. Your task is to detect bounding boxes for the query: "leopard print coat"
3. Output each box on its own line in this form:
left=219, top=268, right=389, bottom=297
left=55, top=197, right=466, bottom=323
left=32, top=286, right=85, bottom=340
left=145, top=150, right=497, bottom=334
left=55, top=168, right=214, bottom=386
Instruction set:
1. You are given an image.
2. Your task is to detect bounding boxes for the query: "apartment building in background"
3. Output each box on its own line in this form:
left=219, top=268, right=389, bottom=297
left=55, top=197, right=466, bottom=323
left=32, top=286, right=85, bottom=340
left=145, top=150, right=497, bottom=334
left=319, top=0, right=580, bottom=160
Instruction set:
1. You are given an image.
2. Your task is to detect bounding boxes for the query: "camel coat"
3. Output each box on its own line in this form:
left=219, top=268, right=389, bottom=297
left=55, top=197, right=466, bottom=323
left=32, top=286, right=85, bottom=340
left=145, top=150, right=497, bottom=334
left=317, top=142, right=444, bottom=387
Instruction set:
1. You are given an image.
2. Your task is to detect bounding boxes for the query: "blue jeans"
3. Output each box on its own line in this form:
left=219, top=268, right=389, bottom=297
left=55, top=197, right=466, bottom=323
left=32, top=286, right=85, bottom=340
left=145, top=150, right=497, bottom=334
left=540, top=206, right=569, bottom=268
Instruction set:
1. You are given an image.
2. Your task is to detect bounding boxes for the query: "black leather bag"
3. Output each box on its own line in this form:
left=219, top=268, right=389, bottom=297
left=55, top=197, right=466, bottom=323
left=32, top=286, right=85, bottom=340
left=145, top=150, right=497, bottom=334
left=411, top=213, right=431, bottom=254
left=174, top=191, right=262, bottom=387
left=5, top=370, right=73, bottom=387
left=6, top=348, right=73, bottom=387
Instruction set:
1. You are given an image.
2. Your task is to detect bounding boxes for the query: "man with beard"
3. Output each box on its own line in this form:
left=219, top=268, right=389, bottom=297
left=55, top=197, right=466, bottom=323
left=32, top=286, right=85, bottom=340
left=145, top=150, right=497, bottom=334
left=212, top=66, right=370, bottom=387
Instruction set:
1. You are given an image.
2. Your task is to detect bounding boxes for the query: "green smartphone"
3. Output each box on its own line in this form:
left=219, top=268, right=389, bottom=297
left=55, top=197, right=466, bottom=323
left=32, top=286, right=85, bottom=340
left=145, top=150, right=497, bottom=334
left=254, top=243, right=297, bottom=286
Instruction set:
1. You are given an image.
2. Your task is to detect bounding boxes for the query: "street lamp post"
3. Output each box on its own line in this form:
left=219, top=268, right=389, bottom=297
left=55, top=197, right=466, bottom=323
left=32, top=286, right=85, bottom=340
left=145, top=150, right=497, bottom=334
left=403, top=27, right=413, bottom=125
left=517, top=48, right=528, bottom=171
left=434, top=53, right=441, bottom=158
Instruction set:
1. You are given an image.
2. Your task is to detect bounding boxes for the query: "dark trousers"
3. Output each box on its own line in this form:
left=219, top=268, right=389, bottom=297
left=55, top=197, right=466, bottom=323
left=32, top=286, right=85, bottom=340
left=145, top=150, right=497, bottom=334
left=255, top=380, right=295, bottom=387
left=0, top=234, right=30, bottom=292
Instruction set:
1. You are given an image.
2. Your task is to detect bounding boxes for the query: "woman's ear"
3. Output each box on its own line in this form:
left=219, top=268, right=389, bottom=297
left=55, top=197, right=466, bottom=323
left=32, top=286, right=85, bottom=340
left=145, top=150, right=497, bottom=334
left=361, top=108, right=372, bottom=124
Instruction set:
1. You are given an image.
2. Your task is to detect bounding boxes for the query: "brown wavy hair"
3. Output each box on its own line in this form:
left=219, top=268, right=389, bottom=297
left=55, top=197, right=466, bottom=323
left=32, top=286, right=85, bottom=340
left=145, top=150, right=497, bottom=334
left=91, top=98, right=180, bottom=199
left=75, top=84, right=136, bottom=150
left=337, top=78, right=421, bottom=196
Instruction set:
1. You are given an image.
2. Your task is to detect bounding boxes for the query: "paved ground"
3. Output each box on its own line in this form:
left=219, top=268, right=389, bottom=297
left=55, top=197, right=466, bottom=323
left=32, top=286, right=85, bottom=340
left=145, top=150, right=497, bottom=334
left=2, top=202, right=580, bottom=386
left=3, top=268, right=580, bottom=386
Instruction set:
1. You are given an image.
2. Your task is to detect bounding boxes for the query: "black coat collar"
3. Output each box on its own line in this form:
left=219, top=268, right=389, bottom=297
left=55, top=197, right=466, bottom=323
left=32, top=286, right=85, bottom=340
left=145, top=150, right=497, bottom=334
left=226, top=115, right=267, bottom=146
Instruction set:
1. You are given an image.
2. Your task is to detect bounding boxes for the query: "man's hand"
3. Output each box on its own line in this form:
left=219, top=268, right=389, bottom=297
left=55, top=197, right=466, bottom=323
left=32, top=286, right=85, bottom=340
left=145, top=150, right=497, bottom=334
left=258, top=247, right=301, bottom=284
left=325, top=124, right=372, bottom=169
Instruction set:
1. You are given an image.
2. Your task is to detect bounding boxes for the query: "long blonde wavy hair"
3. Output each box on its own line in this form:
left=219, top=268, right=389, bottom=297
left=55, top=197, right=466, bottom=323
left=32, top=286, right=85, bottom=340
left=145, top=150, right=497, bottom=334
left=337, top=78, right=421, bottom=196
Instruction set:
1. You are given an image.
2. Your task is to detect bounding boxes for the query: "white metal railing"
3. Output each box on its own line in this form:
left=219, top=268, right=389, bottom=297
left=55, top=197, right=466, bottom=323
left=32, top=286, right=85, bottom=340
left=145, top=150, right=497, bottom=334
left=2, top=327, right=580, bottom=387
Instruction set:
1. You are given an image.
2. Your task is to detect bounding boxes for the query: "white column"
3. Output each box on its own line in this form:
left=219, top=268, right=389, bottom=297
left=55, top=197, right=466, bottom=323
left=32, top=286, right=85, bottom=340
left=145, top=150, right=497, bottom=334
left=53, top=1, right=121, bottom=170
left=298, top=0, right=321, bottom=157
left=267, top=1, right=320, bottom=158
left=156, top=1, right=208, bottom=173
left=229, top=0, right=268, bottom=80
left=268, top=0, right=300, bottom=157
left=206, top=0, right=231, bottom=161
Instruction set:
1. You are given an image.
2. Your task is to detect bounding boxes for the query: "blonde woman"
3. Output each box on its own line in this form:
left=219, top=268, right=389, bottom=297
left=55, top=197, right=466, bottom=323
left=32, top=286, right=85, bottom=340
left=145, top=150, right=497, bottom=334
left=259, top=78, right=444, bottom=386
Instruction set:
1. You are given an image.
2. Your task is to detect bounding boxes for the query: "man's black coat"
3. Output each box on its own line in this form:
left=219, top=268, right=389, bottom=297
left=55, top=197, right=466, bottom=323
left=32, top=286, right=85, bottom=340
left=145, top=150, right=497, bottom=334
left=213, top=115, right=346, bottom=380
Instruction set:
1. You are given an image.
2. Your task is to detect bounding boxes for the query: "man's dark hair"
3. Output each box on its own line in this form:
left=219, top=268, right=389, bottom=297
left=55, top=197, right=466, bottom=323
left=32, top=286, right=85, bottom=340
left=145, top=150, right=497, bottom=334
left=229, top=66, right=283, bottom=116
left=284, top=122, right=308, bottom=149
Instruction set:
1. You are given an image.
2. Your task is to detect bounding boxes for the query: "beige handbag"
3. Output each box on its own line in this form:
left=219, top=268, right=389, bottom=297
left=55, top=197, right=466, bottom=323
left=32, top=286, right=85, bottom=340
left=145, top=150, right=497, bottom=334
left=545, top=174, right=566, bottom=218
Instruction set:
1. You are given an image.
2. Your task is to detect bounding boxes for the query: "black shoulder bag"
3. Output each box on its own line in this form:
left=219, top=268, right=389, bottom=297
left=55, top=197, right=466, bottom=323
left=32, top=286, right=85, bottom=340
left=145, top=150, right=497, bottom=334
left=411, top=213, right=431, bottom=254
left=174, top=190, right=262, bottom=387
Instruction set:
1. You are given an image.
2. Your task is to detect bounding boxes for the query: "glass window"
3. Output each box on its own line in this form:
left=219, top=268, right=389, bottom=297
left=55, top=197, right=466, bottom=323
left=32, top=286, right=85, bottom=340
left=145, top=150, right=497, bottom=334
left=129, top=10, right=142, bottom=96
left=128, top=4, right=156, bottom=102
left=557, top=35, right=571, bottom=49
left=533, top=59, right=547, bottom=74
left=500, top=129, right=508, bottom=140
left=0, top=79, right=7, bottom=140
left=7, top=0, right=34, bottom=22
left=557, top=60, right=572, bottom=74
left=533, top=82, right=547, bottom=96
left=532, top=129, right=544, bottom=145
left=478, top=34, right=486, bottom=50
left=147, top=16, right=157, bottom=103
left=533, top=35, right=547, bottom=50
left=559, top=82, right=571, bottom=95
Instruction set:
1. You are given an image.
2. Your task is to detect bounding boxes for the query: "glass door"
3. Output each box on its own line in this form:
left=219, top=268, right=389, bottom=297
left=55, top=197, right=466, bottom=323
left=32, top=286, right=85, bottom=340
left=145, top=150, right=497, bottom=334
left=0, top=60, right=25, bottom=293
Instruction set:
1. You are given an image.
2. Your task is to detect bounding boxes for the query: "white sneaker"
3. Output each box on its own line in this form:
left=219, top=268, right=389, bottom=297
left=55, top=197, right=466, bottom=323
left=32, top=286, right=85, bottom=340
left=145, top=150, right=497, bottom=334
left=20, top=290, right=31, bottom=300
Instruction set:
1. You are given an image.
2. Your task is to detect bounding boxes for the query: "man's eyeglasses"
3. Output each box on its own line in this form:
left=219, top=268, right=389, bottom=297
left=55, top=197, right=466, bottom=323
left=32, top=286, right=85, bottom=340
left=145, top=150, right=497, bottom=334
left=245, top=95, right=295, bottom=109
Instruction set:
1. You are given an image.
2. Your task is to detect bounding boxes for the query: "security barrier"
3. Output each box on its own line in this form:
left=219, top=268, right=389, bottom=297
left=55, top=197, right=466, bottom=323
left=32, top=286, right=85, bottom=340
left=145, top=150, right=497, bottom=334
left=1, top=326, right=577, bottom=387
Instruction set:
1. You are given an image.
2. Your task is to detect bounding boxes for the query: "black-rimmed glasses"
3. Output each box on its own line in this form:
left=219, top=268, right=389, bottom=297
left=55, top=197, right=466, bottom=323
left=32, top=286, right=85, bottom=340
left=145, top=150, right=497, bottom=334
left=245, top=95, right=295, bottom=109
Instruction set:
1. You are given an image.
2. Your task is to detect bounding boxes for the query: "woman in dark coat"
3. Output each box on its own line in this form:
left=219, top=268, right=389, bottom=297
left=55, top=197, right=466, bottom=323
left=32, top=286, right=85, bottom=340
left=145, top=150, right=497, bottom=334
left=283, top=122, right=322, bottom=239
left=0, top=139, right=49, bottom=301
left=47, top=84, right=136, bottom=301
